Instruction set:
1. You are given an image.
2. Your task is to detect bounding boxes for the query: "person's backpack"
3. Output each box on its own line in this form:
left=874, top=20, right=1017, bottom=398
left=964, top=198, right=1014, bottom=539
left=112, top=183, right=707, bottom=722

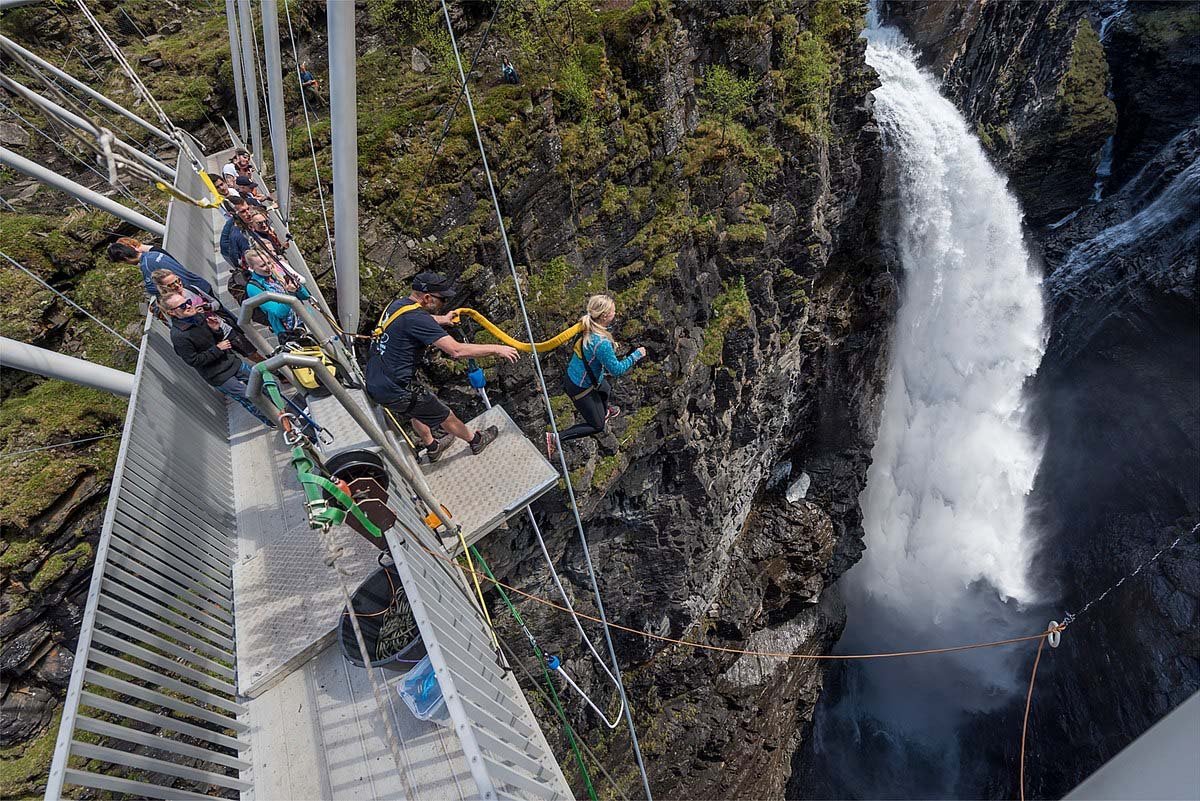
left=228, top=267, right=269, bottom=325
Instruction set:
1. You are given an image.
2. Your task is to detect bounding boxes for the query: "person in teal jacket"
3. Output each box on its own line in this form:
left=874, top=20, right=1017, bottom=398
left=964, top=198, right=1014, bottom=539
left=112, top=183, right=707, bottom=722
left=546, top=294, right=647, bottom=459
left=243, top=250, right=310, bottom=335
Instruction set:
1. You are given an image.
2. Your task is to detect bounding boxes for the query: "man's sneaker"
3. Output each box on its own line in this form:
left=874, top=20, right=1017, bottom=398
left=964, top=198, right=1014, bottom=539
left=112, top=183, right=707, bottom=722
left=469, top=425, right=499, bottom=456
left=545, top=432, right=558, bottom=461
left=605, top=405, right=622, bottom=421
left=426, top=433, right=458, bottom=463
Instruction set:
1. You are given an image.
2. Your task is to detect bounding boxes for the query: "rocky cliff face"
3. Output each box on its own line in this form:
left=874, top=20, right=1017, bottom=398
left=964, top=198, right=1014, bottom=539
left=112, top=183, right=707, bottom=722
left=880, top=2, right=1199, bottom=797
left=399, top=3, right=894, bottom=796
left=1, top=1, right=894, bottom=797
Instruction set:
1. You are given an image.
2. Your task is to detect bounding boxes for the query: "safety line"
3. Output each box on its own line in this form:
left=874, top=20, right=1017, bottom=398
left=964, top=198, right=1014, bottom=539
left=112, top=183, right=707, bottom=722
left=439, top=3, right=655, bottom=796
left=417, top=534, right=1061, bottom=661
left=1, top=251, right=139, bottom=350
left=1019, top=635, right=1047, bottom=801
left=0, top=432, right=122, bottom=460
left=281, top=0, right=335, bottom=270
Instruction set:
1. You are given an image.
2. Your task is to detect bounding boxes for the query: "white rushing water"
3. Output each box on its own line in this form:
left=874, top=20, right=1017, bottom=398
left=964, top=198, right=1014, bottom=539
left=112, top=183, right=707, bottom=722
left=848, top=20, right=1047, bottom=628
left=799, top=19, right=1050, bottom=798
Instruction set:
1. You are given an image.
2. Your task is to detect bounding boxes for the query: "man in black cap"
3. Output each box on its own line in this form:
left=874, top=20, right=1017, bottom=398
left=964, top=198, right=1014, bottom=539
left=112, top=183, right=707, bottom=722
left=366, top=271, right=520, bottom=461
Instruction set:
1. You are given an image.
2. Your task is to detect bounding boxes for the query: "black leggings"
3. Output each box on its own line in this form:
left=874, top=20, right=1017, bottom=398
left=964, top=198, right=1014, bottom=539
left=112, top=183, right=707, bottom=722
left=558, top=377, right=611, bottom=443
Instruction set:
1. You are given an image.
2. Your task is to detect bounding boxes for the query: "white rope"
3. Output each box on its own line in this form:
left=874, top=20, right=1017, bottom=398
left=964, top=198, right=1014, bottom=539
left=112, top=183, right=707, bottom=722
left=1, top=251, right=139, bottom=350
left=0, top=432, right=121, bottom=459
left=438, top=4, right=654, bottom=797
left=281, top=0, right=335, bottom=271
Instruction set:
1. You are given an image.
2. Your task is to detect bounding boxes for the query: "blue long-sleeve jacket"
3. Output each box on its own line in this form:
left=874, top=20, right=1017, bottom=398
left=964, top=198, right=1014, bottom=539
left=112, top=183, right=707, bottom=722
left=219, top=217, right=252, bottom=268
left=139, top=249, right=211, bottom=297
left=566, top=333, right=641, bottom=388
left=244, top=273, right=311, bottom=334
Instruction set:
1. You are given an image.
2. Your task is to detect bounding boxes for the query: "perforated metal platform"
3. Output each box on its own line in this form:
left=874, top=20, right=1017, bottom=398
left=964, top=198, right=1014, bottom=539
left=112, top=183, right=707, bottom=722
left=229, top=396, right=383, bottom=698
left=309, top=388, right=378, bottom=460
left=421, top=405, right=559, bottom=553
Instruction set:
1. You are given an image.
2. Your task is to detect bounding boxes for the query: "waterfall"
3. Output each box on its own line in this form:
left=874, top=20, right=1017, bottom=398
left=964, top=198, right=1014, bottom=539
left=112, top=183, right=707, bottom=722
left=797, top=16, right=1048, bottom=799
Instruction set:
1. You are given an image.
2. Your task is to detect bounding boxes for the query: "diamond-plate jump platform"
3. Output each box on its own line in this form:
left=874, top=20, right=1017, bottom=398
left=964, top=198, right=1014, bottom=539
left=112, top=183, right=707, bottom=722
left=421, top=404, right=559, bottom=553
left=308, top=388, right=377, bottom=460
left=233, top=523, right=380, bottom=697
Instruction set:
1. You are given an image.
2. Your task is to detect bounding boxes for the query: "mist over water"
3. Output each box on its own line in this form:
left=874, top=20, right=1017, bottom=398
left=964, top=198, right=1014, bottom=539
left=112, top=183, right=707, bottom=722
left=796, top=17, right=1047, bottom=799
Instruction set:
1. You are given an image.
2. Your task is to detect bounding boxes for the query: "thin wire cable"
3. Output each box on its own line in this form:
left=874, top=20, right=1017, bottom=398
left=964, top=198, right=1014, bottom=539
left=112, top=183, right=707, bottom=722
left=281, top=0, right=335, bottom=271
left=1, top=251, right=139, bottom=350
left=1019, top=635, right=1047, bottom=801
left=1060, top=523, right=1196, bottom=629
left=0, top=432, right=121, bottom=459
left=0, top=100, right=166, bottom=222
left=438, top=4, right=654, bottom=797
left=493, top=629, right=633, bottom=801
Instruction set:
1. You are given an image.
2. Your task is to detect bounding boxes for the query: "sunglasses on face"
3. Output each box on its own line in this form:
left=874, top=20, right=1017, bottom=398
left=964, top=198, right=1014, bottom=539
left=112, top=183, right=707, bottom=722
left=162, top=277, right=183, bottom=288
left=167, top=298, right=195, bottom=313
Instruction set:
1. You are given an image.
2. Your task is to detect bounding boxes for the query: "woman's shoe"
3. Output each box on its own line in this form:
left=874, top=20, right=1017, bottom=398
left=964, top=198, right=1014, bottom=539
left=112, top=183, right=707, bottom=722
left=605, top=405, right=622, bottom=421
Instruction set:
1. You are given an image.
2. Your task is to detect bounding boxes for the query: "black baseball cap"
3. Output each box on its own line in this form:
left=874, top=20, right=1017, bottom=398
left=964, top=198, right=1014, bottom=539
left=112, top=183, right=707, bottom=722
left=235, top=176, right=257, bottom=188
left=412, top=271, right=457, bottom=299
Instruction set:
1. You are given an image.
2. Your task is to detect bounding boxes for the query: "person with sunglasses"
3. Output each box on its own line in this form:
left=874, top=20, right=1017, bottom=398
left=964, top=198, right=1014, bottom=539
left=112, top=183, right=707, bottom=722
left=366, top=271, right=520, bottom=462
left=161, top=292, right=274, bottom=428
left=151, top=268, right=259, bottom=360
left=243, top=250, right=311, bottom=336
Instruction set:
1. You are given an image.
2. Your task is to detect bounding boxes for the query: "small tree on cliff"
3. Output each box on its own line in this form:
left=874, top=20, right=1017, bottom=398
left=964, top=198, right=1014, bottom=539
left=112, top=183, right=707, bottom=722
left=700, top=64, right=757, bottom=146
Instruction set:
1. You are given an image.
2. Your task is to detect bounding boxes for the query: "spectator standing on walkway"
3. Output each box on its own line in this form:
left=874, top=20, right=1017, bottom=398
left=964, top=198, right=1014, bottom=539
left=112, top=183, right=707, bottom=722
left=108, top=238, right=211, bottom=298
left=244, top=250, right=311, bottom=336
left=161, top=292, right=275, bottom=428
left=219, top=198, right=256, bottom=270
left=151, top=268, right=260, bottom=361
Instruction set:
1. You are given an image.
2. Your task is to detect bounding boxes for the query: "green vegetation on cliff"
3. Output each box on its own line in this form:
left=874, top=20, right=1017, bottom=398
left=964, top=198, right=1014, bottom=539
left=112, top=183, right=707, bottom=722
left=1057, top=19, right=1116, bottom=140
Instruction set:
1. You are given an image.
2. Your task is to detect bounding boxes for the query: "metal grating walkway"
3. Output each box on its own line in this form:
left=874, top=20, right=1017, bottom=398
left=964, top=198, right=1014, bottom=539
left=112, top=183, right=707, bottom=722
left=47, top=138, right=573, bottom=801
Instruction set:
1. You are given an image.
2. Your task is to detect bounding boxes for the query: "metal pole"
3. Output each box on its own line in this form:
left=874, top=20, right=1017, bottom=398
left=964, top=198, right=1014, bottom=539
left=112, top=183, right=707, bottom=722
left=237, top=0, right=264, bottom=171
left=224, top=0, right=249, bottom=140
left=0, top=34, right=173, bottom=145
left=235, top=290, right=357, bottom=380
left=0, top=336, right=135, bottom=397
left=245, top=353, right=453, bottom=531
left=0, top=147, right=166, bottom=236
left=327, top=0, right=360, bottom=334
left=260, top=0, right=291, bottom=218
left=0, top=73, right=176, bottom=180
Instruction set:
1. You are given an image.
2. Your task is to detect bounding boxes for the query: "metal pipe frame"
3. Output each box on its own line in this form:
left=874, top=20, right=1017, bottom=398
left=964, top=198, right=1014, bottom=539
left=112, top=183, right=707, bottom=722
left=0, top=34, right=173, bottom=145
left=0, top=336, right=135, bottom=397
left=260, top=0, right=290, bottom=218
left=224, top=0, right=249, bottom=140
left=234, top=290, right=356, bottom=381
left=236, top=0, right=264, bottom=173
left=0, top=72, right=176, bottom=180
left=0, top=146, right=166, bottom=236
left=245, top=352, right=453, bottom=531
left=327, top=0, right=361, bottom=333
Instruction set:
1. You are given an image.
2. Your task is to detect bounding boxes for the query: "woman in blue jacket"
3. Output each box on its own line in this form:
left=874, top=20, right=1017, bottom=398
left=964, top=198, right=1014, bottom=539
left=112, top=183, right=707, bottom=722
left=243, top=250, right=310, bottom=335
left=546, top=294, right=646, bottom=459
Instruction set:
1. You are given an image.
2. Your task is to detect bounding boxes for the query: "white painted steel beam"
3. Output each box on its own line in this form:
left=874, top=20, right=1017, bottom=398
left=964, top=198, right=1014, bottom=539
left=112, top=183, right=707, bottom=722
left=0, top=337, right=135, bottom=397
left=237, top=0, right=264, bottom=170
left=260, top=0, right=290, bottom=218
left=224, top=0, right=249, bottom=140
left=0, top=147, right=165, bottom=236
left=0, top=34, right=173, bottom=145
left=327, top=0, right=360, bottom=333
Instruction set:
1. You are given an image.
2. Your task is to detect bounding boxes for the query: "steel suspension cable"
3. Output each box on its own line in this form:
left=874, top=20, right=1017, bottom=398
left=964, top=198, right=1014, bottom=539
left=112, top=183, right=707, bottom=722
left=281, top=0, right=335, bottom=272
left=437, top=4, right=655, bottom=798
left=1, top=251, right=139, bottom=350
left=0, top=100, right=165, bottom=222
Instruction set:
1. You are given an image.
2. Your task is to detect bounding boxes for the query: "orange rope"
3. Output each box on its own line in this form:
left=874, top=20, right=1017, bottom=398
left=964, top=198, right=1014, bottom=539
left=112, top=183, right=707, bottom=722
left=413, top=537, right=1063, bottom=661
left=1019, top=635, right=1048, bottom=801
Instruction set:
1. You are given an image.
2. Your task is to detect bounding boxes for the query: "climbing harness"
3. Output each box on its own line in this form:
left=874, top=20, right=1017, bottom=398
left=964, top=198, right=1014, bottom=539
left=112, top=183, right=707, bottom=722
left=372, top=302, right=422, bottom=340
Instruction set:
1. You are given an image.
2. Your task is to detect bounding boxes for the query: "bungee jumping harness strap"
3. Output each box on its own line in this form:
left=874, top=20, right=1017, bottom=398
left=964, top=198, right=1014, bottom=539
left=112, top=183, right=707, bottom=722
left=449, top=307, right=581, bottom=353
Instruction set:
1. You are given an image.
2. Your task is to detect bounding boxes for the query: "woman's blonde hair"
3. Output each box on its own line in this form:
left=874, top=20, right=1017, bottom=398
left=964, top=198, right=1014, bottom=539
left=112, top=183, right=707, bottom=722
left=579, top=294, right=616, bottom=345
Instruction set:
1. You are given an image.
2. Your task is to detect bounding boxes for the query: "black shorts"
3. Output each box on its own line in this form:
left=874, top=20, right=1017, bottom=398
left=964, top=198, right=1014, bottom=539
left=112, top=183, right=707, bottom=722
left=384, top=386, right=451, bottom=428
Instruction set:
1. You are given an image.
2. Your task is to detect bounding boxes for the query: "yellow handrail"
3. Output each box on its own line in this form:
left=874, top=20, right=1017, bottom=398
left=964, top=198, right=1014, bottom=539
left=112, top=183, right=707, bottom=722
left=450, top=307, right=580, bottom=353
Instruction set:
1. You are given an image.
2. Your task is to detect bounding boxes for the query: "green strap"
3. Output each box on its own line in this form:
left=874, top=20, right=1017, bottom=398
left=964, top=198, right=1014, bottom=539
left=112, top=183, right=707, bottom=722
left=471, top=547, right=599, bottom=801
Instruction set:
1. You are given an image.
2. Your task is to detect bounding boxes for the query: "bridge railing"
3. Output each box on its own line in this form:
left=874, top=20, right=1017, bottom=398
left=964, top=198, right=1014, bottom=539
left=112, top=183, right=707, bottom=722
left=44, top=155, right=250, bottom=801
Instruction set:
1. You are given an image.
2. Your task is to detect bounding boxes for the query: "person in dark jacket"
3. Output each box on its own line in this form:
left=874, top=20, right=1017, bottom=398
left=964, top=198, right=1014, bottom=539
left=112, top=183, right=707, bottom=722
left=151, top=268, right=260, bottom=361
left=108, top=238, right=211, bottom=298
left=219, top=198, right=255, bottom=269
left=162, top=293, right=274, bottom=428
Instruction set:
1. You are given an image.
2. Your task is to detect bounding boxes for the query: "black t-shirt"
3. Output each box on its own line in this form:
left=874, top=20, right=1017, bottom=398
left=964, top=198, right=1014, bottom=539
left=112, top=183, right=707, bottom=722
left=365, top=300, right=447, bottom=403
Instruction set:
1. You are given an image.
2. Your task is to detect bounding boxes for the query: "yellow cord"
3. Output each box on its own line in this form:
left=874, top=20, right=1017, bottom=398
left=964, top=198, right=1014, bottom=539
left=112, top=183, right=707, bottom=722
left=450, top=308, right=580, bottom=353
left=457, top=531, right=498, bottom=649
